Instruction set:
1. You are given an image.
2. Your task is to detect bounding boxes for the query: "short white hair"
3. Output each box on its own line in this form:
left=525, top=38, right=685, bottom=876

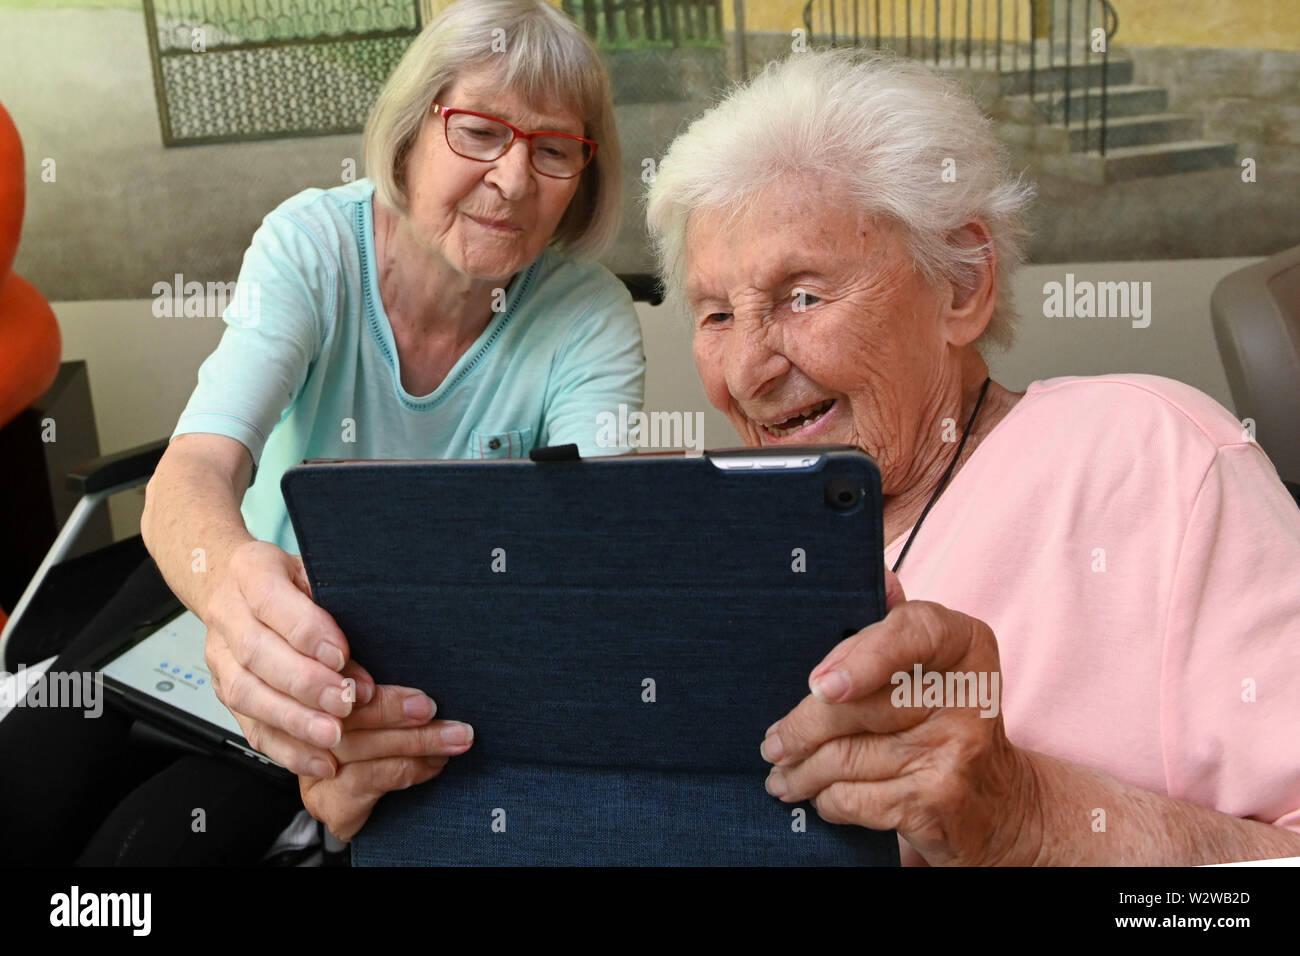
left=645, top=48, right=1035, bottom=349
left=365, top=0, right=621, bottom=258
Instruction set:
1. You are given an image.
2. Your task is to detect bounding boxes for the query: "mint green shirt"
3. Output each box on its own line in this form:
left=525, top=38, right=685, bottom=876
left=170, top=178, right=645, bottom=555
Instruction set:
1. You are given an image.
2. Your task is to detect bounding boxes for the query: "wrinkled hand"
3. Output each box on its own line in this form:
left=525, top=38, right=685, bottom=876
left=299, top=684, right=475, bottom=842
left=760, top=571, right=1041, bottom=866
left=204, top=540, right=376, bottom=778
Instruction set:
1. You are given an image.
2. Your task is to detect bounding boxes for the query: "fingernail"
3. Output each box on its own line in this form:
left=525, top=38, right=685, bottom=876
left=307, top=758, right=334, bottom=779
left=765, top=770, right=788, bottom=798
left=318, top=683, right=350, bottom=715
left=340, top=678, right=356, bottom=705
left=312, top=715, right=341, bottom=748
left=402, top=694, right=434, bottom=720
left=440, top=721, right=473, bottom=745
left=811, top=669, right=849, bottom=701
left=315, top=642, right=345, bottom=671
left=760, top=733, right=784, bottom=764
left=357, top=681, right=375, bottom=705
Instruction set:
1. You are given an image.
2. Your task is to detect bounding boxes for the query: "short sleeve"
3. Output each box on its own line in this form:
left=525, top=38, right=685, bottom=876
left=170, top=211, right=336, bottom=467
left=1160, top=442, right=1300, bottom=831
left=538, top=278, right=646, bottom=457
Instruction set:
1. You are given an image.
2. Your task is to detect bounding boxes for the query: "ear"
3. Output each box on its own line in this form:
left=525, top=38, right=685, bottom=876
left=940, top=221, right=997, bottom=348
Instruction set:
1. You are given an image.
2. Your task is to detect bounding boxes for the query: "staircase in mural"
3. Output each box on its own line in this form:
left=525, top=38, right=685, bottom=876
left=993, top=47, right=1237, bottom=183
left=802, top=1, right=1239, bottom=184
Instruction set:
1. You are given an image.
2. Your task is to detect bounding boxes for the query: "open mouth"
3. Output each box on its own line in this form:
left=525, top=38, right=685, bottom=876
left=761, top=399, right=835, bottom=437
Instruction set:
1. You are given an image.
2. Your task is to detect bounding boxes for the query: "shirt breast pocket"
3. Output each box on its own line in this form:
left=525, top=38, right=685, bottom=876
left=469, top=426, right=534, bottom=459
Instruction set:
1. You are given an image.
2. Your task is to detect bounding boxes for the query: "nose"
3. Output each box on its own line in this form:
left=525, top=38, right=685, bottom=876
left=484, top=138, right=534, bottom=199
left=725, top=314, right=790, bottom=403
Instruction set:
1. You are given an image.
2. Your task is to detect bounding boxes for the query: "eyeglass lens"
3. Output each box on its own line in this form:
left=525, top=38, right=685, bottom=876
left=445, top=113, right=588, bottom=177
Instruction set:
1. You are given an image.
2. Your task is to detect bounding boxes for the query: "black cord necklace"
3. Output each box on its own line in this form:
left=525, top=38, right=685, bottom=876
left=890, top=376, right=992, bottom=575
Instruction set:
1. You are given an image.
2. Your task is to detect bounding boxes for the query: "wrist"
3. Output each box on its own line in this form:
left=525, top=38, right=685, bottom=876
left=987, top=745, right=1049, bottom=866
left=196, top=537, right=255, bottom=623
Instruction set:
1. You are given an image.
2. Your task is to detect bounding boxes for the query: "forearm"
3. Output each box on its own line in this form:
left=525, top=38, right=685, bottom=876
left=1012, top=748, right=1300, bottom=865
left=141, top=456, right=254, bottom=621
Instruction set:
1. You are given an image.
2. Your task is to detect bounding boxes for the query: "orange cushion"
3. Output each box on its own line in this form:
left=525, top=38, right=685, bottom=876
left=0, top=100, right=24, bottom=281
left=0, top=272, right=61, bottom=431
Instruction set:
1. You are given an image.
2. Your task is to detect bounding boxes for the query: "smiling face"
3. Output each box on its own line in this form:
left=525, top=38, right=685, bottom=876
left=399, top=65, right=586, bottom=282
left=685, top=175, right=965, bottom=495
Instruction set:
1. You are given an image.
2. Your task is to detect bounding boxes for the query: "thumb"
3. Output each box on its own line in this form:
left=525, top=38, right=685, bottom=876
left=883, top=569, right=908, bottom=611
left=290, top=554, right=313, bottom=600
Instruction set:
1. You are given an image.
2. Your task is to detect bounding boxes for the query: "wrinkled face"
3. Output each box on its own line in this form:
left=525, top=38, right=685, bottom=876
left=685, top=175, right=953, bottom=493
left=399, top=65, right=586, bottom=282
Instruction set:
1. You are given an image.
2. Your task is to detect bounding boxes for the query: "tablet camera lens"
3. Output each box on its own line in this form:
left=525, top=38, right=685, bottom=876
left=825, top=477, right=861, bottom=510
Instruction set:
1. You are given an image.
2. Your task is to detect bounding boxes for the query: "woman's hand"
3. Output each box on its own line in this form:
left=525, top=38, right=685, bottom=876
left=760, top=571, right=1042, bottom=866
left=203, top=539, right=376, bottom=778
left=299, top=684, right=475, bottom=842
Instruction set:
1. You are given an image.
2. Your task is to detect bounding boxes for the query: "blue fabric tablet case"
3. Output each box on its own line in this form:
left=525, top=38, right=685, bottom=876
left=282, top=449, right=897, bottom=866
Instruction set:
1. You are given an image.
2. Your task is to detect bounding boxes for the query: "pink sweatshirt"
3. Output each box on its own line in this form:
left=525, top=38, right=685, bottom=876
left=883, top=374, right=1300, bottom=844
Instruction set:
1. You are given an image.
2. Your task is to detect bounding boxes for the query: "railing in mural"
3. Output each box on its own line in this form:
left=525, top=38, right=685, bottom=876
left=143, top=0, right=728, bottom=146
left=142, top=0, right=423, bottom=145
left=561, top=0, right=725, bottom=46
left=801, top=0, right=1120, bottom=154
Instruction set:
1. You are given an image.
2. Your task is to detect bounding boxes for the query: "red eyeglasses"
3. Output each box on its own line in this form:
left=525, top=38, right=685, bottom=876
left=433, top=104, right=598, bottom=180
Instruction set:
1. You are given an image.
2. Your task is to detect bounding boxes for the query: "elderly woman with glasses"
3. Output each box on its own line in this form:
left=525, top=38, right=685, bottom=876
left=134, top=0, right=643, bottom=845
left=645, top=49, right=1300, bottom=866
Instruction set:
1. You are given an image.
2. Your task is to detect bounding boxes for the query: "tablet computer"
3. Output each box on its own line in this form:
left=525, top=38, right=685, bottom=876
left=81, top=605, right=295, bottom=788
left=282, top=445, right=896, bottom=865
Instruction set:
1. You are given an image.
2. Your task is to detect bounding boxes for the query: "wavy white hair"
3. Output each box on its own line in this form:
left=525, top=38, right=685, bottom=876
left=645, top=48, right=1035, bottom=349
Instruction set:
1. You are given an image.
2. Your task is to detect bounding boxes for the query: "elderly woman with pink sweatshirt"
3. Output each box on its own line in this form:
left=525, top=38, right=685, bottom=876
left=646, top=49, right=1300, bottom=866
